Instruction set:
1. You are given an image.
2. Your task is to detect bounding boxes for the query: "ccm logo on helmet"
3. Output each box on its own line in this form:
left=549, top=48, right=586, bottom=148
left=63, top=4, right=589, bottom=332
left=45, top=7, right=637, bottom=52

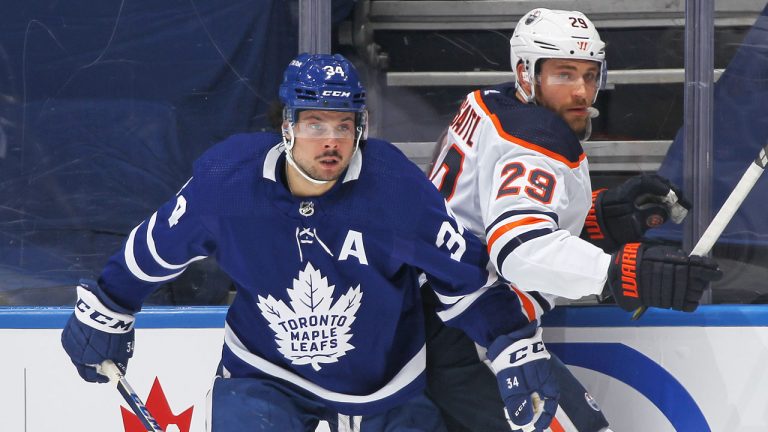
left=322, top=90, right=351, bottom=97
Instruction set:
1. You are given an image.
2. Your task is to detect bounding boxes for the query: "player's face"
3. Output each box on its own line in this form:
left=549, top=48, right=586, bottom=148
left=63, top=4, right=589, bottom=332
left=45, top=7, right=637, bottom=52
left=535, top=59, right=600, bottom=135
left=290, top=110, right=357, bottom=181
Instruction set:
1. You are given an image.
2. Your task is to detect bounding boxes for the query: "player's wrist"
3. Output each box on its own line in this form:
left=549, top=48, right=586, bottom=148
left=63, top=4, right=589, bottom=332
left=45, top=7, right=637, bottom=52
left=79, top=279, right=135, bottom=314
left=74, top=280, right=135, bottom=334
left=487, top=322, right=547, bottom=369
left=581, top=189, right=622, bottom=252
left=607, top=243, right=644, bottom=311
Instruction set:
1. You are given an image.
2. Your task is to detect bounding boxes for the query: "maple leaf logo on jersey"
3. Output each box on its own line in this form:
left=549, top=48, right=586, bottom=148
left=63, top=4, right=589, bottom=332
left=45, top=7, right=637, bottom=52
left=257, top=262, right=363, bottom=371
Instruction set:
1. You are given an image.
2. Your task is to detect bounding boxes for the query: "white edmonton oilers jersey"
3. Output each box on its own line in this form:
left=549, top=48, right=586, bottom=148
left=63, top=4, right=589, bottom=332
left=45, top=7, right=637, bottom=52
left=97, top=132, right=525, bottom=416
left=430, top=83, right=611, bottom=307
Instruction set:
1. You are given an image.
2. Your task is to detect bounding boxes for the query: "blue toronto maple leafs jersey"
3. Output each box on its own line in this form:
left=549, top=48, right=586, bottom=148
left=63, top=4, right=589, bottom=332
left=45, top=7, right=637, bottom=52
left=97, top=132, right=524, bottom=415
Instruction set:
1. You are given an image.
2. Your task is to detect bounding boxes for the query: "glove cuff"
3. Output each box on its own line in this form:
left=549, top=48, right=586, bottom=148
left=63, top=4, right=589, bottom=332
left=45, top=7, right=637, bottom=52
left=581, top=189, right=620, bottom=252
left=74, top=282, right=135, bottom=334
left=488, top=323, right=550, bottom=373
left=607, top=242, right=645, bottom=311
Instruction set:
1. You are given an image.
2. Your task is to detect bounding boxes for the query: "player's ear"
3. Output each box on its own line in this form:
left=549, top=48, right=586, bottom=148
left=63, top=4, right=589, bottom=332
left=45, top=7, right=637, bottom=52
left=516, top=61, right=532, bottom=95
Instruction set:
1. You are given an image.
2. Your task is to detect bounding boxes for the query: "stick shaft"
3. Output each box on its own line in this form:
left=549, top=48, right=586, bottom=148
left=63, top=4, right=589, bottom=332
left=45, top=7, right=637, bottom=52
left=689, top=163, right=764, bottom=255
left=100, top=360, right=165, bottom=432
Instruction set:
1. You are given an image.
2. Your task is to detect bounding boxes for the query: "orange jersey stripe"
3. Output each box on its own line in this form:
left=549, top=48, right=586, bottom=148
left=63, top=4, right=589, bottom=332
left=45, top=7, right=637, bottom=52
left=472, top=91, right=585, bottom=169
left=549, top=417, right=566, bottom=432
left=510, top=285, right=537, bottom=322
left=487, top=217, right=548, bottom=253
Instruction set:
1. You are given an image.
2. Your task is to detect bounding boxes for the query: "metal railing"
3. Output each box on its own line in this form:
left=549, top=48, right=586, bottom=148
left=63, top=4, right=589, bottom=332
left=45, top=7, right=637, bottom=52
left=367, top=0, right=764, bottom=30
left=386, top=69, right=725, bottom=87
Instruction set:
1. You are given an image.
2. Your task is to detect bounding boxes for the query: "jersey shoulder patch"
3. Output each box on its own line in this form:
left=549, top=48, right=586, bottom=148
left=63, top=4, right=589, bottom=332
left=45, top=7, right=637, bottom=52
left=475, top=84, right=584, bottom=166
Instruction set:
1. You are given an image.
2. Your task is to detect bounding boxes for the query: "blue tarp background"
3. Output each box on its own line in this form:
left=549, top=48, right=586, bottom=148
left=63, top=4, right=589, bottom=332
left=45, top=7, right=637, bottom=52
left=653, top=3, right=768, bottom=246
left=0, top=0, right=354, bottom=303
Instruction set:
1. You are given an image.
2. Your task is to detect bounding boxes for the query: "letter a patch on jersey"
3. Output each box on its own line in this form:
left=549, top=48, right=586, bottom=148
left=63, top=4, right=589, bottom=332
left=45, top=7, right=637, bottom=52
left=339, top=230, right=368, bottom=265
left=257, top=262, right=363, bottom=371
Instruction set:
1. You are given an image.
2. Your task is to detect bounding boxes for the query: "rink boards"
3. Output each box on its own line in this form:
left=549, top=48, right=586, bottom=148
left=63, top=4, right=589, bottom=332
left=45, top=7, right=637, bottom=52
left=1, top=305, right=767, bottom=432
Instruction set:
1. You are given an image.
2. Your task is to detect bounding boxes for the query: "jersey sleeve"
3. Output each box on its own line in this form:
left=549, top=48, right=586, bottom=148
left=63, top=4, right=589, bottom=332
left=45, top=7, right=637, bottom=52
left=477, top=120, right=611, bottom=300
left=98, top=176, right=216, bottom=311
left=408, top=177, right=529, bottom=346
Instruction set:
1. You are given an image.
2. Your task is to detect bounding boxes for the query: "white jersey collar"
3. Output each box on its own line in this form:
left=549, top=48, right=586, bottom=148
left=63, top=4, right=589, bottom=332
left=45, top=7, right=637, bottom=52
left=342, top=148, right=363, bottom=183
left=262, top=142, right=284, bottom=181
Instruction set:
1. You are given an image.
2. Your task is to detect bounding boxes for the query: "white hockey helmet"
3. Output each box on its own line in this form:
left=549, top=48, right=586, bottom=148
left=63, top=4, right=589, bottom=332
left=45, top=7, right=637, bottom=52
left=510, top=8, right=607, bottom=103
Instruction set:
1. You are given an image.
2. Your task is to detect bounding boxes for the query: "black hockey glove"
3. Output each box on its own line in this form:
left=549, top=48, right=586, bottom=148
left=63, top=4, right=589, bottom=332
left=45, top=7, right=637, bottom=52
left=582, top=174, right=691, bottom=253
left=606, top=243, right=722, bottom=312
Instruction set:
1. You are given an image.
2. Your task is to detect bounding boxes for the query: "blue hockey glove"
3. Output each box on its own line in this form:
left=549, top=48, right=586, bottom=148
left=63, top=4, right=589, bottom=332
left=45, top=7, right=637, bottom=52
left=487, top=322, right=559, bottom=431
left=582, top=174, right=691, bottom=252
left=61, top=279, right=136, bottom=383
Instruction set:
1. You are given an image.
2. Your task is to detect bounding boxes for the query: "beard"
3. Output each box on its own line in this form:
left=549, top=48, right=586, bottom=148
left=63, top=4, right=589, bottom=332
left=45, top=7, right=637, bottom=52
left=561, top=114, right=589, bottom=137
left=537, top=97, right=589, bottom=137
left=295, top=150, right=349, bottom=182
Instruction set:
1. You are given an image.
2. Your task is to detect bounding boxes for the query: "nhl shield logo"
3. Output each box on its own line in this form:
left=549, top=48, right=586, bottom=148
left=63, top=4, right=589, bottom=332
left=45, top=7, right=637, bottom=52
left=299, top=201, right=315, bottom=217
left=257, top=262, right=363, bottom=371
left=584, top=392, right=601, bottom=411
left=525, top=10, right=541, bottom=25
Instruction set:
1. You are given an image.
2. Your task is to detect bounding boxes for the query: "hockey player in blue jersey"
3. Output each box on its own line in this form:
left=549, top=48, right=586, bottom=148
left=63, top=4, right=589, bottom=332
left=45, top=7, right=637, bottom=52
left=60, top=53, right=559, bottom=431
left=425, top=8, right=723, bottom=432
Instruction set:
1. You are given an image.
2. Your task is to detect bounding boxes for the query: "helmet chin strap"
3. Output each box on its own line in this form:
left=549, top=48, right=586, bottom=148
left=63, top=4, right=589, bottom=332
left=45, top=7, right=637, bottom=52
left=517, top=87, right=535, bottom=104
left=282, top=124, right=331, bottom=186
left=517, top=76, right=536, bottom=104
left=281, top=123, right=365, bottom=187
left=579, top=107, right=600, bottom=142
left=515, top=65, right=537, bottom=103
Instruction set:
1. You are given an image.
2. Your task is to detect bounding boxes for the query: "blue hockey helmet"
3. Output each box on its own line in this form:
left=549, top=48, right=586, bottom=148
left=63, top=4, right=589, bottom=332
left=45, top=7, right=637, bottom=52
left=279, top=53, right=367, bottom=124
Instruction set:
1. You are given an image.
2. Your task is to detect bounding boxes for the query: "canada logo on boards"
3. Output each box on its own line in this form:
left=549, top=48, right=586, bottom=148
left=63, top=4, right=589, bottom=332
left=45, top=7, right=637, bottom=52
left=121, top=377, right=194, bottom=432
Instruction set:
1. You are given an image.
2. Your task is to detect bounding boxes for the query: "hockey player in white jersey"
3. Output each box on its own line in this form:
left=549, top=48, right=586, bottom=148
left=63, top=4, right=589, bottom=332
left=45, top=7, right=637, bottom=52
left=425, top=8, right=722, bottom=432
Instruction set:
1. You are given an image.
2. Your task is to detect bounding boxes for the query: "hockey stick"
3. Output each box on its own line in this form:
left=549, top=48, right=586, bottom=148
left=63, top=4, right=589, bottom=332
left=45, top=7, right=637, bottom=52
left=98, top=360, right=165, bottom=432
left=632, top=140, right=768, bottom=320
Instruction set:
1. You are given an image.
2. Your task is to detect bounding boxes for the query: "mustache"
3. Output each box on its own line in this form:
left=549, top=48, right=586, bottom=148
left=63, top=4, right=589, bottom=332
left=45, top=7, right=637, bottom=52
left=568, top=98, right=589, bottom=109
left=316, top=150, right=342, bottom=160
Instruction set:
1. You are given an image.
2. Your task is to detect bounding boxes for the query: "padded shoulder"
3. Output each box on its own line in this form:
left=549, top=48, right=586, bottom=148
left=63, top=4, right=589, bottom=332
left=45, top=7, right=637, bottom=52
left=361, top=138, right=427, bottom=181
left=193, top=132, right=280, bottom=180
left=347, top=138, right=444, bottom=231
left=475, top=84, right=584, bottom=165
left=190, top=132, right=281, bottom=214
